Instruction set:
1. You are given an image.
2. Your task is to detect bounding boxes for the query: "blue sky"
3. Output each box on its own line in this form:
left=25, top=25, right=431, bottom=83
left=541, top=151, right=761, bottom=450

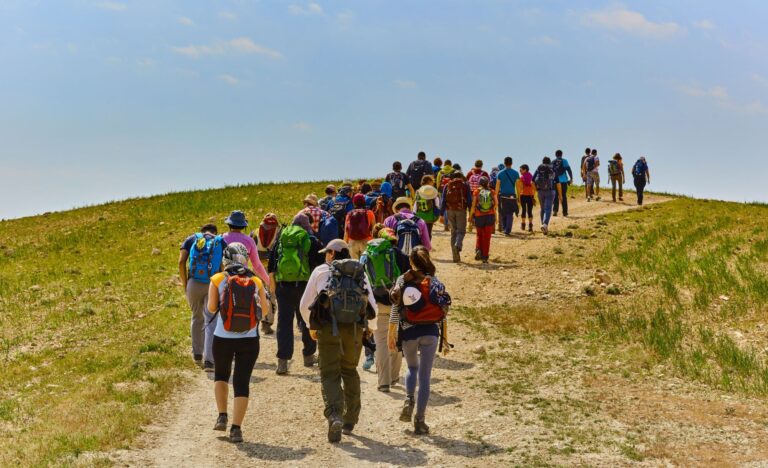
left=2, top=1, right=767, bottom=219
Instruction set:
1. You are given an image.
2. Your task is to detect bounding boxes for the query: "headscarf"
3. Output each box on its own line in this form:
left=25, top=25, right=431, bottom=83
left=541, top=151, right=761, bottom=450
left=521, top=171, right=533, bottom=187
left=223, top=242, right=250, bottom=275
left=258, top=213, right=280, bottom=250
left=292, top=213, right=312, bottom=233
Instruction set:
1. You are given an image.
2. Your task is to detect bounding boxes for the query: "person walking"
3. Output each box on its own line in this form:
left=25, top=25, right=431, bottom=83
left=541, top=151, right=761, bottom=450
left=432, top=157, right=443, bottom=175
left=608, top=153, right=625, bottom=202
left=494, top=157, right=519, bottom=236
left=580, top=148, right=591, bottom=200
left=269, top=213, right=324, bottom=374
left=221, top=211, right=271, bottom=287
left=469, top=176, right=496, bottom=263
left=206, top=243, right=267, bottom=443
left=467, top=160, right=489, bottom=193
left=386, top=162, right=415, bottom=200
left=552, top=150, right=573, bottom=217
left=516, top=165, right=536, bottom=233
left=372, top=182, right=394, bottom=224
left=436, top=159, right=454, bottom=191
left=179, top=223, right=226, bottom=371
left=384, top=197, right=432, bottom=254
left=299, top=194, right=329, bottom=235
left=440, top=171, right=471, bottom=262
left=406, top=151, right=434, bottom=192
left=632, top=156, right=651, bottom=205
left=299, top=239, right=377, bottom=442
left=252, top=214, right=282, bottom=335
left=319, top=185, right=337, bottom=212
left=388, top=246, right=451, bottom=435
left=533, top=157, right=556, bottom=234
left=413, top=177, right=440, bottom=239
left=345, top=193, right=375, bottom=259
left=583, top=149, right=601, bottom=201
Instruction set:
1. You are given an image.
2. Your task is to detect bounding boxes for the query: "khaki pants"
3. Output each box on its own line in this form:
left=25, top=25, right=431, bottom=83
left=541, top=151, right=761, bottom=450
left=348, top=239, right=368, bottom=259
left=373, top=303, right=402, bottom=387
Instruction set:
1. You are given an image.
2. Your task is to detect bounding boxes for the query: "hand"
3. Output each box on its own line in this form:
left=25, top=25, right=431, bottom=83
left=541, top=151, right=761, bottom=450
left=310, top=330, right=318, bottom=341
left=387, top=332, right=397, bottom=352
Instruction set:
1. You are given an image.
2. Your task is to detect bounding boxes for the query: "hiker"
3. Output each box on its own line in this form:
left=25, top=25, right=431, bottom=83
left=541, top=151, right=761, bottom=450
left=469, top=176, right=496, bottom=263
left=516, top=165, right=536, bottom=232
left=358, top=182, right=372, bottom=196
left=489, top=163, right=505, bottom=231
left=440, top=170, right=472, bottom=262
left=383, top=197, right=432, bottom=254
left=221, top=211, right=271, bottom=287
left=372, top=182, right=394, bottom=224
left=299, top=239, right=377, bottom=442
left=467, top=160, right=489, bottom=193
left=328, top=186, right=354, bottom=239
left=632, top=156, right=651, bottom=205
left=608, top=153, right=625, bottom=202
left=269, top=213, right=324, bottom=374
left=361, top=228, right=409, bottom=392
left=580, top=148, right=591, bottom=199
left=432, top=157, right=443, bottom=175
left=345, top=193, right=375, bottom=259
left=252, top=213, right=282, bottom=335
left=552, top=150, right=573, bottom=217
left=413, top=176, right=441, bottom=238
left=388, top=246, right=451, bottom=435
left=299, top=194, right=329, bottom=235
left=533, top=157, right=556, bottom=234
left=319, top=185, right=337, bottom=212
left=583, top=149, right=601, bottom=201
left=495, top=156, right=519, bottom=236
left=179, top=223, right=226, bottom=371
left=406, top=151, right=434, bottom=191
left=386, top=162, right=415, bottom=200
left=207, top=242, right=268, bottom=443
left=435, top=159, right=454, bottom=190
left=365, top=181, right=383, bottom=209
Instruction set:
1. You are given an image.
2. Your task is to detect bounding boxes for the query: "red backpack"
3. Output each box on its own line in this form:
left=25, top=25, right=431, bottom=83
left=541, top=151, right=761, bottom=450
left=219, top=274, right=260, bottom=332
left=402, top=277, right=446, bottom=325
left=373, top=195, right=394, bottom=224
left=444, top=178, right=467, bottom=211
left=347, top=209, right=371, bottom=240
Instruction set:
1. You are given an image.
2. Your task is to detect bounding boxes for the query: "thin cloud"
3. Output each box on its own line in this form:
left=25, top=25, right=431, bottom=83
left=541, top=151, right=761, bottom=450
left=693, top=19, right=715, bottom=30
left=95, top=1, right=127, bottom=12
left=680, top=84, right=728, bottom=99
left=178, top=16, right=194, bottom=26
left=289, top=2, right=323, bottom=15
left=678, top=83, right=766, bottom=114
left=218, top=11, right=238, bottom=21
left=218, top=74, right=240, bottom=86
left=337, top=10, right=354, bottom=24
left=529, top=35, right=560, bottom=46
left=752, top=74, right=768, bottom=88
left=171, top=37, right=282, bottom=59
left=394, top=80, right=417, bottom=89
left=293, top=122, right=312, bottom=131
left=582, top=5, right=682, bottom=39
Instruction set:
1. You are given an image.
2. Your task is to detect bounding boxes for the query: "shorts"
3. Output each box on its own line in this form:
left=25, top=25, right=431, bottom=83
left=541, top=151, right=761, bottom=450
left=587, top=171, right=600, bottom=186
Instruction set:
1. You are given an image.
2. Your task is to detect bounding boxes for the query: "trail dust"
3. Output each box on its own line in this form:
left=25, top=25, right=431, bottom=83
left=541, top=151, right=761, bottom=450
left=110, top=193, right=768, bottom=466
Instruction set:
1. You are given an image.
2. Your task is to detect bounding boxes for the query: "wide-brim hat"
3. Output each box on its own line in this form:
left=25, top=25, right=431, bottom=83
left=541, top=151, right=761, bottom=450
left=224, top=210, right=248, bottom=228
left=394, top=197, right=412, bottom=210
left=418, top=185, right=438, bottom=200
left=303, top=194, right=319, bottom=207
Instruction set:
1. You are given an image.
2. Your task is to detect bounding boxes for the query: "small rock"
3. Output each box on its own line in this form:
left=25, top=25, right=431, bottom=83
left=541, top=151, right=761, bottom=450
left=151, top=248, right=162, bottom=256
left=526, top=290, right=535, bottom=296
left=719, top=295, right=730, bottom=302
left=159, top=221, right=165, bottom=226
left=209, top=216, right=216, bottom=223
left=29, top=285, right=42, bottom=292
left=473, top=345, right=486, bottom=355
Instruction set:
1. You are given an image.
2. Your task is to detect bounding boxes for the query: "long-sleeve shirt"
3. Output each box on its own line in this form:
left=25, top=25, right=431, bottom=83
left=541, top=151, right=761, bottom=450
left=440, top=180, right=472, bottom=216
left=382, top=210, right=432, bottom=251
left=299, top=262, right=378, bottom=329
left=221, top=231, right=270, bottom=286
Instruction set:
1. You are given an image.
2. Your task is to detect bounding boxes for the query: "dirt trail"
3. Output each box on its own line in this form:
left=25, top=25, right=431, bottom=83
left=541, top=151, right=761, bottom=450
left=111, top=194, right=768, bottom=466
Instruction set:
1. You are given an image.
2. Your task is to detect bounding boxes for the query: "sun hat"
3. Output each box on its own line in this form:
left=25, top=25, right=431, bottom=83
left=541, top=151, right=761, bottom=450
left=303, top=194, right=319, bottom=207
left=394, top=197, right=412, bottom=210
left=224, top=210, right=248, bottom=228
left=319, top=238, right=349, bottom=254
left=417, top=185, right=438, bottom=201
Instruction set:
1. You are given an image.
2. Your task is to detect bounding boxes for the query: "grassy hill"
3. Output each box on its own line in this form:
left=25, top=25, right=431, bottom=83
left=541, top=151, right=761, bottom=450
left=1, top=182, right=766, bottom=465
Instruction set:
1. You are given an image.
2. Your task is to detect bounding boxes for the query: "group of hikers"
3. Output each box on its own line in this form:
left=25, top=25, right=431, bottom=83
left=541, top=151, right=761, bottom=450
left=177, top=149, right=651, bottom=444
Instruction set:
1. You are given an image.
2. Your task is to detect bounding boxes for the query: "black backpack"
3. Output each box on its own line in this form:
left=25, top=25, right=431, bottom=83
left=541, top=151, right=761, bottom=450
left=326, top=259, right=370, bottom=335
left=328, top=200, right=349, bottom=238
left=410, top=160, right=431, bottom=188
left=585, top=156, right=596, bottom=172
left=388, top=172, right=407, bottom=198
left=535, top=165, right=554, bottom=191
left=552, top=158, right=566, bottom=177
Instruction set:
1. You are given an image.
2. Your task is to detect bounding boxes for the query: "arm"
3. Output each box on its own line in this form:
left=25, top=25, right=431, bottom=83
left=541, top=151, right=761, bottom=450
left=299, top=269, right=320, bottom=325
left=440, top=186, right=448, bottom=217
left=257, top=281, right=268, bottom=323
left=407, top=183, right=415, bottom=198
left=646, top=169, right=651, bottom=184
left=178, top=250, right=189, bottom=289
left=249, top=246, right=270, bottom=287
left=495, top=178, right=502, bottom=204
left=368, top=211, right=375, bottom=237
left=207, top=281, right=219, bottom=314
left=566, top=164, right=574, bottom=183
left=344, top=212, right=351, bottom=241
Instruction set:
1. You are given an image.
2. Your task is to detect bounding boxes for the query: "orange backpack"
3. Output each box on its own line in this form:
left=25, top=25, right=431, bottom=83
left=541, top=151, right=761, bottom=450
left=219, top=274, right=260, bottom=332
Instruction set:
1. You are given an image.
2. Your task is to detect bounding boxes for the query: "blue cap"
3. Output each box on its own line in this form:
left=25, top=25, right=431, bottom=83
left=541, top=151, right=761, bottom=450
left=224, top=210, right=248, bottom=228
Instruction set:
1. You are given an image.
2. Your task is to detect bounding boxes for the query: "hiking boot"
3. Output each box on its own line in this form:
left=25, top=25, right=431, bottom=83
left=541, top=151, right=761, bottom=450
left=214, top=413, right=228, bottom=431
left=451, top=246, right=460, bottom=263
left=528, top=224, right=533, bottom=233
left=328, top=415, right=343, bottom=443
left=553, top=212, right=558, bottom=217
left=474, top=249, right=481, bottom=261
left=587, top=197, right=592, bottom=202
left=521, top=223, right=525, bottom=231
left=193, top=354, right=203, bottom=367
left=482, top=257, right=489, bottom=264
left=203, top=361, right=215, bottom=373
left=400, top=397, right=415, bottom=422
left=414, top=419, right=430, bottom=435
left=619, top=197, right=624, bottom=201
left=276, top=358, right=288, bottom=375
left=303, top=354, right=316, bottom=368
left=596, top=196, right=601, bottom=201
left=229, top=426, right=243, bottom=443
left=378, top=385, right=390, bottom=393
left=362, top=355, right=374, bottom=371
left=342, top=423, right=355, bottom=435
left=261, top=321, right=274, bottom=335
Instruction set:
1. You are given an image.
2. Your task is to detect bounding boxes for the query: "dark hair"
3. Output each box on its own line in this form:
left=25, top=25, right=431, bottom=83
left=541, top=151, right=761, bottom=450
left=453, top=163, right=462, bottom=171
left=555, top=149, right=563, bottom=158
left=360, top=183, right=372, bottom=194
left=433, top=157, right=442, bottom=167
left=200, top=223, right=218, bottom=234
left=543, top=157, right=552, bottom=164
left=520, top=164, right=529, bottom=172
left=393, top=161, right=402, bottom=171
left=614, top=153, right=622, bottom=160
left=325, top=186, right=336, bottom=195
left=417, top=151, right=426, bottom=160
left=474, top=159, right=483, bottom=168
left=421, top=174, right=435, bottom=186
left=409, top=246, right=436, bottom=276
left=330, top=248, right=351, bottom=261
left=585, top=148, right=591, bottom=154
left=504, top=156, right=512, bottom=166
left=444, top=159, right=452, bottom=166
left=591, top=149, right=597, bottom=156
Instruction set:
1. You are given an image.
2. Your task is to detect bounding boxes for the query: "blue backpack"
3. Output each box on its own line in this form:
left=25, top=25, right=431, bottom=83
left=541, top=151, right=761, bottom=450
left=188, top=233, right=224, bottom=283
left=318, top=212, right=340, bottom=246
left=394, top=214, right=422, bottom=255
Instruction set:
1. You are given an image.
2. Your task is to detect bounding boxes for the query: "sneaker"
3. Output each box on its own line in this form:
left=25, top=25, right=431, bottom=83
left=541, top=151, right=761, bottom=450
left=214, top=414, right=228, bottom=431
left=193, top=354, right=203, bottom=367
left=619, top=197, right=624, bottom=201
left=276, top=358, right=288, bottom=375
left=474, top=249, right=481, bottom=261
left=342, top=423, right=355, bottom=435
left=229, top=426, right=243, bottom=443
left=378, top=385, right=390, bottom=393
left=261, top=321, right=274, bottom=335
left=482, top=257, right=489, bottom=264
left=596, top=196, right=601, bottom=201
left=391, top=378, right=399, bottom=387
left=414, top=419, right=430, bottom=435
left=542, top=224, right=549, bottom=235
left=520, top=223, right=525, bottom=231
left=303, top=354, right=316, bottom=368
left=203, top=361, right=215, bottom=373
left=328, top=415, right=343, bottom=443
left=553, top=212, right=558, bottom=217
left=451, top=246, right=460, bottom=263
left=528, top=224, right=533, bottom=233
left=587, top=197, right=592, bottom=202
left=400, top=398, right=414, bottom=423
left=362, top=355, right=374, bottom=371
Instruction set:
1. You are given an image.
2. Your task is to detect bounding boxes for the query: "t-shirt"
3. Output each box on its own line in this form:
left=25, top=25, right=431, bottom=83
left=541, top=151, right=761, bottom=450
left=555, top=158, right=571, bottom=183
left=180, top=232, right=228, bottom=252
left=385, top=172, right=411, bottom=198
left=210, top=272, right=262, bottom=339
left=221, top=231, right=270, bottom=286
left=496, top=168, right=520, bottom=196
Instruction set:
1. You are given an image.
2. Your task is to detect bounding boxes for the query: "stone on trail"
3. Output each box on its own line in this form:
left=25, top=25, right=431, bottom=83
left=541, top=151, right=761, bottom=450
left=473, top=345, right=486, bottom=355
left=151, top=248, right=162, bottom=256
left=594, top=269, right=612, bottom=285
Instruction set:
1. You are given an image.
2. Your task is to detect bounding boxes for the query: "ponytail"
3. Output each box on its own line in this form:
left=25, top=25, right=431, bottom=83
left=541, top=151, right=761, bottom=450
left=409, top=246, right=436, bottom=276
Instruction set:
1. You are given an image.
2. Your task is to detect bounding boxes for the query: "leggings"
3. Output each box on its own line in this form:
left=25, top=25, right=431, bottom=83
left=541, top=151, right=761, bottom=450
left=402, top=334, right=439, bottom=421
left=519, top=195, right=534, bottom=222
left=213, top=336, right=260, bottom=398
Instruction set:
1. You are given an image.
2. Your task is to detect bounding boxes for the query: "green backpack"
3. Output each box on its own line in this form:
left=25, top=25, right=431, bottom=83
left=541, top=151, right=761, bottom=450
left=415, top=194, right=438, bottom=223
left=360, top=239, right=401, bottom=305
left=477, top=188, right=494, bottom=212
left=275, top=225, right=311, bottom=282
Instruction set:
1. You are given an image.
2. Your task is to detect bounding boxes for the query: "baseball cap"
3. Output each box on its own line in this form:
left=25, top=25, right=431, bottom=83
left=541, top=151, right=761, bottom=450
left=318, top=238, right=349, bottom=254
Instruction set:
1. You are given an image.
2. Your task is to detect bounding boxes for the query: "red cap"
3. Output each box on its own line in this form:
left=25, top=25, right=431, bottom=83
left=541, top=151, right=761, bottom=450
left=352, top=193, right=366, bottom=208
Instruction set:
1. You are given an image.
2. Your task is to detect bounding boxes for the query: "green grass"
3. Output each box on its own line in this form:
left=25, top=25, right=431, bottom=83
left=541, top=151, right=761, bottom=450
left=0, top=180, right=336, bottom=466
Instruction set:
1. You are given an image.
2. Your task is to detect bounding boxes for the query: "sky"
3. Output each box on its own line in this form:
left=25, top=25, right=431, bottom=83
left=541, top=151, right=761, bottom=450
left=2, top=1, right=767, bottom=219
